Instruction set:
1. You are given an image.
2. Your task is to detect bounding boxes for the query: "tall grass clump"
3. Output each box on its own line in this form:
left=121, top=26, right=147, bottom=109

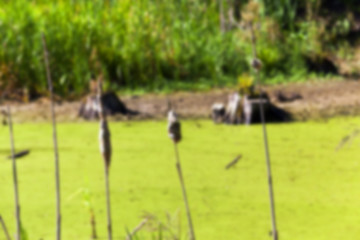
left=0, top=0, right=348, bottom=96
left=0, top=0, right=249, bottom=96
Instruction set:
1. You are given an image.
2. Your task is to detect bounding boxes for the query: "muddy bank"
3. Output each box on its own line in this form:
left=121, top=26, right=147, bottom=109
left=3, top=80, right=360, bottom=123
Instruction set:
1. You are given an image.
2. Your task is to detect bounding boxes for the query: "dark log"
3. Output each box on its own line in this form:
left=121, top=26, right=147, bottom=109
left=219, top=92, right=291, bottom=124
left=275, top=91, right=302, bottom=102
left=78, top=92, right=138, bottom=120
left=246, top=93, right=291, bottom=123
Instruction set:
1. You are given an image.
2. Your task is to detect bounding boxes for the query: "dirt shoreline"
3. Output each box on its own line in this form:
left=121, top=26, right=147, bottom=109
left=3, top=80, right=360, bottom=123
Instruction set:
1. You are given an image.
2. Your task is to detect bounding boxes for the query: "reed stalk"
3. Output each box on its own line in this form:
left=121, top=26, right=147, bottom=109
left=97, top=80, right=113, bottom=240
left=173, top=143, right=196, bottom=240
left=249, top=22, right=279, bottom=240
left=168, top=110, right=196, bottom=240
left=41, top=33, right=62, bottom=240
left=0, top=215, right=11, bottom=240
left=7, top=106, right=21, bottom=240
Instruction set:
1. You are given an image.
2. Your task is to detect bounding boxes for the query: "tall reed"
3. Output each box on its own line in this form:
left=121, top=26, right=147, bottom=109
left=6, top=106, right=21, bottom=240
left=41, top=34, right=62, bottom=240
left=97, top=80, right=113, bottom=240
left=167, top=109, right=196, bottom=240
left=245, top=2, right=279, bottom=238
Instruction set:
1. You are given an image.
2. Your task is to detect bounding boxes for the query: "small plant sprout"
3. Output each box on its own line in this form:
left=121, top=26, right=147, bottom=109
left=67, top=188, right=98, bottom=239
left=6, top=106, right=21, bottom=240
left=81, top=188, right=98, bottom=240
left=167, top=106, right=196, bottom=240
left=41, top=33, right=62, bottom=240
left=243, top=2, right=279, bottom=239
left=0, top=215, right=11, bottom=240
left=97, top=80, right=113, bottom=240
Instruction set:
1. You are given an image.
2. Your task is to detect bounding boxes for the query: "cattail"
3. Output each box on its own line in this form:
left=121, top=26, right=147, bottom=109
left=98, top=114, right=111, bottom=168
left=98, top=123, right=111, bottom=167
left=98, top=79, right=111, bottom=169
left=167, top=108, right=196, bottom=240
left=251, top=58, right=262, bottom=71
left=97, top=80, right=113, bottom=240
left=41, top=33, right=62, bottom=240
left=248, top=22, right=279, bottom=240
left=168, top=110, right=182, bottom=143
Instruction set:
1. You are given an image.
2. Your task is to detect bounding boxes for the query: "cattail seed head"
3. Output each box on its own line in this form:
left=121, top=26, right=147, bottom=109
left=167, top=110, right=182, bottom=143
left=251, top=58, right=262, bottom=71
left=97, top=79, right=112, bottom=169
left=99, top=119, right=112, bottom=168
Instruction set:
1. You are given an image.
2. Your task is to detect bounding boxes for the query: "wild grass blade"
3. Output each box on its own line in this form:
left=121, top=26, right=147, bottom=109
left=173, top=144, right=196, bottom=240
left=0, top=214, right=12, bottom=240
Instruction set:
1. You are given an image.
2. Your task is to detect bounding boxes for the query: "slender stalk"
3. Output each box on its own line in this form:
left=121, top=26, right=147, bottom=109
left=104, top=166, right=112, bottom=240
left=219, top=0, right=225, bottom=33
left=249, top=22, right=278, bottom=240
left=98, top=80, right=113, bottom=240
left=90, top=210, right=97, bottom=239
left=0, top=216, right=10, bottom=240
left=7, top=106, right=20, bottom=240
left=249, top=22, right=257, bottom=59
left=0, top=215, right=11, bottom=240
left=41, top=33, right=62, bottom=240
left=173, top=143, right=195, bottom=240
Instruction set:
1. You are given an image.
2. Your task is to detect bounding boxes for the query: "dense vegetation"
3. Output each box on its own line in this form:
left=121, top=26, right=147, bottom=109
left=0, top=0, right=359, bottom=97
left=1, top=119, right=360, bottom=239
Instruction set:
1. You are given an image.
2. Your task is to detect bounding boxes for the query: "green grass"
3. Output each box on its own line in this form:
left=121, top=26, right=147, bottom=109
left=0, top=0, right=342, bottom=97
left=1, top=118, right=360, bottom=239
left=0, top=0, right=248, bottom=96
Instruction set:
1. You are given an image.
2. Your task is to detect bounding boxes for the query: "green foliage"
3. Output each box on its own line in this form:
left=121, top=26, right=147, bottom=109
left=261, top=0, right=298, bottom=29
left=0, top=0, right=249, bottom=96
left=0, top=0, right=354, bottom=96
